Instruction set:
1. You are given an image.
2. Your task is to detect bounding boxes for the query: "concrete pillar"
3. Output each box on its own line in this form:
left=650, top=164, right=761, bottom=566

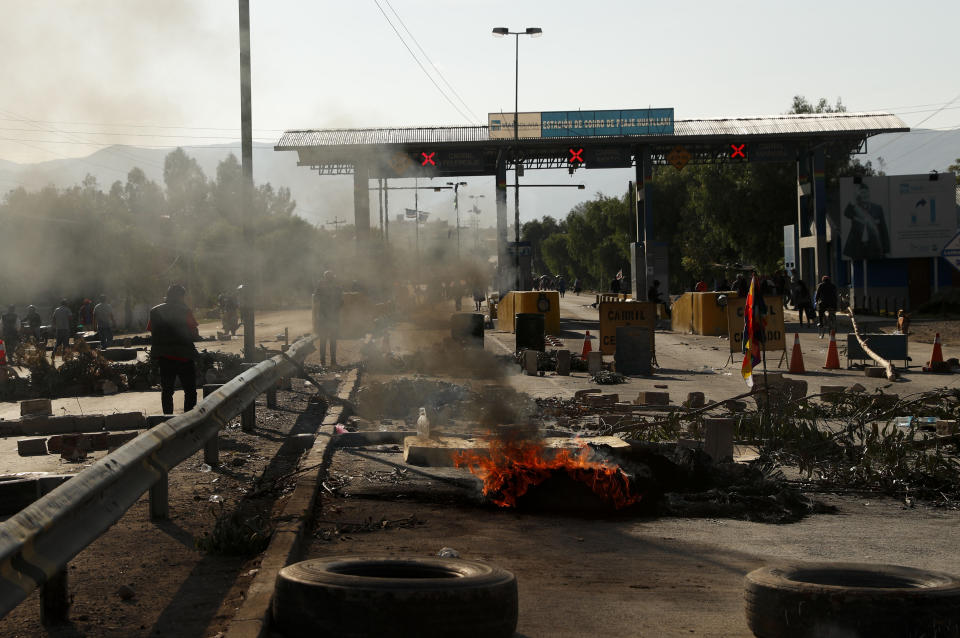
left=704, top=418, right=735, bottom=463
left=353, top=163, right=370, bottom=242
left=150, top=471, right=169, bottom=520
left=811, top=148, right=829, bottom=279
left=495, top=152, right=509, bottom=295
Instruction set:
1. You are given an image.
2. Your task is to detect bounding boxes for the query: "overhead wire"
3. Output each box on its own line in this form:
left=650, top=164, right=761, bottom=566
left=370, top=0, right=475, bottom=125
left=870, top=91, right=960, bottom=154
left=381, top=0, right=482, bottom=124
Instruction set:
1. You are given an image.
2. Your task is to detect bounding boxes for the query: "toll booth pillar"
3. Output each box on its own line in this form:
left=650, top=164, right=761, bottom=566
left=796, top=148, right=829, bottom=283
left=495, top=153, right=510, bottom=294
left=631, top=147, right=654, bottom=299
left=353, top=163, right=370, bottom=242
left=811, top=147, right=829, bottom=278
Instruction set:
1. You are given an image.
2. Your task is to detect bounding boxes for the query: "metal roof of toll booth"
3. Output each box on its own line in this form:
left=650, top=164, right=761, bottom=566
left=275, top=112, right=908, bottom=176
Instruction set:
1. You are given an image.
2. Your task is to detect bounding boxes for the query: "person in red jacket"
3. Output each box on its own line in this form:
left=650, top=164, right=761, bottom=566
left=147, top=284, right=200, bottom=414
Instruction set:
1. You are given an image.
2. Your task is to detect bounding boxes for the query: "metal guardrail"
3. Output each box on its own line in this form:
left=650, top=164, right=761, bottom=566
left=0, top=336, right=316, bottom=618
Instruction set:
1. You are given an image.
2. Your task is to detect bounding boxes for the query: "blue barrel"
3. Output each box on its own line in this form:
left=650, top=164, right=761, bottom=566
left=515, top=313, right=545, bottom=352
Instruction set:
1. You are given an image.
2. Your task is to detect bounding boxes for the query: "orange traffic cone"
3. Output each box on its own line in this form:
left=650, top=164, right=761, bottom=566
left=928, top=333, right=944, bottom=366
left=823, top=330, right=840, bottom=370
left=581, top=330, right=593, bottom=357
left=788, top=333, right=805, bottom=373
left=0, top=339, right=6, bottom=366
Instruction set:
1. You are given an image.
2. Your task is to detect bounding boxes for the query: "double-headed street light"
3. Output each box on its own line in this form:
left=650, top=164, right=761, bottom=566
left=492, top=26, right=542, bottom=291
left=446, top=181, right=467, bottom=257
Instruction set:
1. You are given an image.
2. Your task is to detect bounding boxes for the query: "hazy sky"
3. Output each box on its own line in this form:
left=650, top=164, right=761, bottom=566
left=1, top=0, right=958, bottom=223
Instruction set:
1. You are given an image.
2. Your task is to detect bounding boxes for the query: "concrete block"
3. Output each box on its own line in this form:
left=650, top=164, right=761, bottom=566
left=583, top=394, right=618, bottom=407
left=784, top=379, right=808, bottom=401
left=865, top=366, right=886, bottom=378
left=587, top=351, right=603, bottom=374
left=556, top=349, right=571, bottom=376
left=0, top=476, right=71, bottom=515
left=846, top=383, right=866, bottom=393
left=635, top=391, right=670, bottom=406
left=574, top=389, right=601, bottom=400
left=684, top=392, right=705, bottom=409
left=73, top=415, right=105, bottom=432
left=104, top=412, right=145, bottom=431
left=19, top=416, right=77, bottom=436
left=704, top=418, right=735, bottom=462
left=523, top=350, right=539, bottom=375
left=146, top=414, right=175, bottom=427
left=20, top=399, right=52, bottom=417
left=17, top=438, right=49, bottom=456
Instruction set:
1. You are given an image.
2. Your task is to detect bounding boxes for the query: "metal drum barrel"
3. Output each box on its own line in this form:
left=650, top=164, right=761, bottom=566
left=515, top=313, right=545, bottom=352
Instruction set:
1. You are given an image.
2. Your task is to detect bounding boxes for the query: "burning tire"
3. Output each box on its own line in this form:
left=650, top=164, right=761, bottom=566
left=745, top=562, right=960, bottom=638
left=272, top=557, right=518, bottom=638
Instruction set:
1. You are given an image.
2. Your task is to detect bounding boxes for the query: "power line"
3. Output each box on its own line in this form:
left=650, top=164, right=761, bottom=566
left=382, top=0, right=482, bottom=124
left=370, top=0, right=475, bottom=124
left=871, top=91, right=960, bottom=153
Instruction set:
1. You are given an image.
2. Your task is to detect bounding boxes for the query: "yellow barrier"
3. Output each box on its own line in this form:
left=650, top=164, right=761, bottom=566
left=498, top=291, right=561, bottom=335
left=672, top=292, right=731, bottom=336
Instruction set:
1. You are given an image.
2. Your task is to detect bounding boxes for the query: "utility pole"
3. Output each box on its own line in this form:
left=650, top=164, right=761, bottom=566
left=384, top=178, right=389, bottom=242
left=238, top=0, right=256, bottom=431
left=326, top=217, right=347, bottom=233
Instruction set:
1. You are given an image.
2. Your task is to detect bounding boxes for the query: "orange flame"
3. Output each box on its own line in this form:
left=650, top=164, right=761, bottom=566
left=454, top=439, right=642, bottom=509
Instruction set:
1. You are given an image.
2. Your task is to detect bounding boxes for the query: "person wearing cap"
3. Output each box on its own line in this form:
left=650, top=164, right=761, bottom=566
left=51, top=299, right=73, bottom=360
left=814, top=275, right=838, bottom=338
left=148, top=284, right=200, bottom=414
left=312, top=271, right=343, bottom=366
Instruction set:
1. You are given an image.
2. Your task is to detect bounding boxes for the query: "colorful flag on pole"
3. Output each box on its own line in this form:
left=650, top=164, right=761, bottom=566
left=741, top=274, right=768, bottom=387
left=616, top=269, right=623, bottom=281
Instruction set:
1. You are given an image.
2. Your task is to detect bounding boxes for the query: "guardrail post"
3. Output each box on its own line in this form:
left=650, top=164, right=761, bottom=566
left=240, top=363, right=257, bottom=432
left=40, top=566, right=69, bottom=624
left=266, top=381, right=278, bottom=409
left=202, top=384, right=224, bottom=466
left=150, top=472, right=169, bottom=520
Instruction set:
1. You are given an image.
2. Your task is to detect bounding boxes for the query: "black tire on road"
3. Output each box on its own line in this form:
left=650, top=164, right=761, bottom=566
left=272, top=556, right=518, bottom=638
left=745, top=562, right=960, bottom=638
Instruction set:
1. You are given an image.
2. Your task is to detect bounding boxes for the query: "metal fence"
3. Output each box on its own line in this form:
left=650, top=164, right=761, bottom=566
left=0, top=336, right=315, bottom=618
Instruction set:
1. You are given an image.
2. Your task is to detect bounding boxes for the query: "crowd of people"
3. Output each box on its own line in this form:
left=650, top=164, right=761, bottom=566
left=0, top=295, right=117, bottom=362
left=534, top=273, right=581, bottom=297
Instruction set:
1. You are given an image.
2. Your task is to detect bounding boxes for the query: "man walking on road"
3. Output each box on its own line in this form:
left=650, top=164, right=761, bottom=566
left=51, top=299, right=73, bottom=360
left=93, top=294, right=116, bottom=348
left=312, top=271, right=343, bottom=367
left=148, top=284, right=200, bottom=414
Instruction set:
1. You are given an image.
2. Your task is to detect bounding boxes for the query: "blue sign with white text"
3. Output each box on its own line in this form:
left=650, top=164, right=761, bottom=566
left=540, top=108, right=674, bottom=137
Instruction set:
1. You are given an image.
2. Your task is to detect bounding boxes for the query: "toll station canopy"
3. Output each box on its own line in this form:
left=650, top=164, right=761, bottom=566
left=274, top=112, right=908, bottom=177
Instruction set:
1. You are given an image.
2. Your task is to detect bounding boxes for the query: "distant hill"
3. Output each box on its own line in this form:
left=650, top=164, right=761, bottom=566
left=0, top=142, right=353, bottom=226
left=864, top=127, right=960, bottom=176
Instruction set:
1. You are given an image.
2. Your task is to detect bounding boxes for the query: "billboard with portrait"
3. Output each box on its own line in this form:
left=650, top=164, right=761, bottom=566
left=840, top=175, right=957, bottom=260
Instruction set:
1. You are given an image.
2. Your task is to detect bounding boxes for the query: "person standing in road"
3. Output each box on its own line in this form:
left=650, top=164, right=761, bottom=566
left=790, top=277, right=814, bottom=326
left=1, top=305, right=19, bottom=360
left=573, top=278, right=582, bottom=294
left=814, top=275, right=838, bottom=338
left=557, top=276, right=566, bottom=298
left=312, top=271, right=343, bottom=367
left=25, top=305, right=42, bottom=344
left=51, top=299, right=73, bottom=360
left=93, top=294, right=116, bottom=348
left=733, top=273, right=749, bottom=298
left=147, top=284, right=200, bottom=414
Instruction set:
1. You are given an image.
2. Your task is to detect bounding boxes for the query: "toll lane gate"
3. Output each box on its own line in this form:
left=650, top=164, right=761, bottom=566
left=275, top=111, right=907, bottom=293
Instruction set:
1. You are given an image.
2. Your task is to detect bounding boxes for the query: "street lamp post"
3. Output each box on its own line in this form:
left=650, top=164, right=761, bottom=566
left=493, top=26, right=541, bottom=291
left=447, top=181, right=467, bottom=257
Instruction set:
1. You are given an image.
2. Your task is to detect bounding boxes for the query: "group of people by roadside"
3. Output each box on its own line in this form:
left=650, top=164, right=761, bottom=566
left=0, top=295, right=116, bottom=362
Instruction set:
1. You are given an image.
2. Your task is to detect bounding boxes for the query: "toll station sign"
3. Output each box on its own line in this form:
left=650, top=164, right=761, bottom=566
left=725, top=296, right=786, bottom=353
left=598, top=301, right=656, bottom=355
left=489, top=108, right=674, bottom=139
